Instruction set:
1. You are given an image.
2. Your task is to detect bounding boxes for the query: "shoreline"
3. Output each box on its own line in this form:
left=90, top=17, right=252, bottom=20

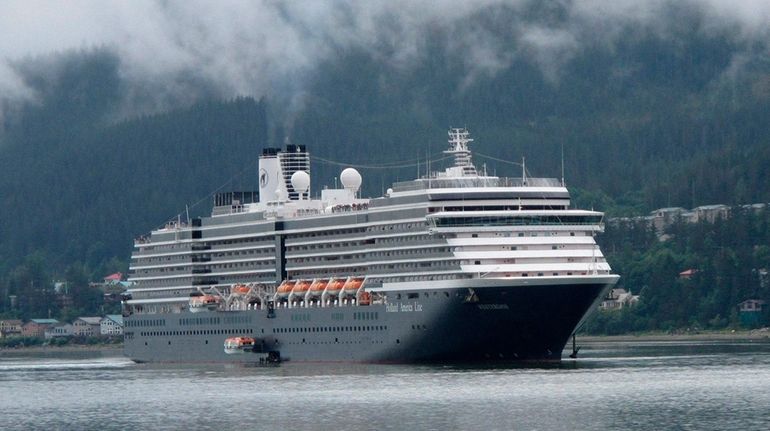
left=0, top=344, right=124, bottom=354
left=579, top=329, right=770, bottom=343
left=2, top=329, right=768, bottom=353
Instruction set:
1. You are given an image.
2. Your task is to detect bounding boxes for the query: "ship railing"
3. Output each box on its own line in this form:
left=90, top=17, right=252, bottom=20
left=390, top=177, right=562, bottom=192
left=328, top=203, right=369, bottom=214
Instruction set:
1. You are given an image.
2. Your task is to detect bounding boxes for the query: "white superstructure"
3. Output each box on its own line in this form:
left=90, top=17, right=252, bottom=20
left=126, top=128, right=612, bottom=313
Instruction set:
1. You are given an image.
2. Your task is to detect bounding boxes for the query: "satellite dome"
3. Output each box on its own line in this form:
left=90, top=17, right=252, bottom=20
left=291, top=170, right=310, bottom=195
left=340, top=168, right=362, bottom=191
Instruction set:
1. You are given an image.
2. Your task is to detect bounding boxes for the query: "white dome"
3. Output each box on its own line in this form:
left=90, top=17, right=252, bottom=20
left=291, top=170, right=310, bottom=194
left=340, top=168, right=362, bottom=191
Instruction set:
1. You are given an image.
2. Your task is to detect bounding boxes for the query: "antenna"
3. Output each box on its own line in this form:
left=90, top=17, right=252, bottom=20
left=522, top=156, right=527, bottom=185
left=561, top=143, right=565, bottom=186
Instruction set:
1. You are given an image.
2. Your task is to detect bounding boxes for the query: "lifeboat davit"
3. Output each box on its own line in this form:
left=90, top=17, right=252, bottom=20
left=224, top=336, right=256, bottom=354
left=189, top=294, right=221, bottom=312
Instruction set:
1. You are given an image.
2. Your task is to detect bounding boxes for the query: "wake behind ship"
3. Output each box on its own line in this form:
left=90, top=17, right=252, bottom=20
left=123, top=128, right=618, bottom=363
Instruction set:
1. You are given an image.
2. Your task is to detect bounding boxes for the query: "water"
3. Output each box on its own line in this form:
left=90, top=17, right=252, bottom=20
left=1, top=340, right=769, bottom=431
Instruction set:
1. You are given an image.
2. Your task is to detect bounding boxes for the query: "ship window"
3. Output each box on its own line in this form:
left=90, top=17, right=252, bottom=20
left=408, top=293, right=419, bottom=299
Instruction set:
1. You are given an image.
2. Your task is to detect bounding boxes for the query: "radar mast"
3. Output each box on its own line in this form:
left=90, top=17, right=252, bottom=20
left=445, top=128, right=478, bottom=177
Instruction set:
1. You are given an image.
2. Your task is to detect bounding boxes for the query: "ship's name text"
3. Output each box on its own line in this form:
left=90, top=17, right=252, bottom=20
left=385, top=302, right=423, bottom=313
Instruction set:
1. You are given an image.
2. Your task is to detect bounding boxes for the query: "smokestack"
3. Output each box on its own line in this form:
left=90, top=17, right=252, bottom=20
left=259, top=148, right=281, bottom=203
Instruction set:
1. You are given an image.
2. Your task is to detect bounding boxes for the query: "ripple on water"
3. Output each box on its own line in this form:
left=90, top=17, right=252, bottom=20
left=0, top=342, right=769, bottom=431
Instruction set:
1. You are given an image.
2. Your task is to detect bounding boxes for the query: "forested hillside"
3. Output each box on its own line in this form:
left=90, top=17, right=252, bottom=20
left=585, top=209, right=770, bottom=333
left=1, top=3, right=769, bottom=326
left=0, top=53, right=269, bottom=308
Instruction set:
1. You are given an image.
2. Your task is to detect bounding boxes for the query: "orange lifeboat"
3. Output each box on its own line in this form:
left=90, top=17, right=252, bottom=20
left=308, top=279, right=328, bottom=295
left=276, top=281, right=296, bottom=297
left=224, top=336, right=256, bottom=354
left=189, top=294, right=221, bottom=312
left=343, top=278, right=363, bottom=293
left=232, top=284, right=251, bottom=295
left=358, top=291, right=371, bottom=306
left=293, top=280, right=311, bottom=293
left=326, top=279, right=345, bottom=293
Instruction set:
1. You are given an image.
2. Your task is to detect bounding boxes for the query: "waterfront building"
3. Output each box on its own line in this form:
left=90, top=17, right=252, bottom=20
left=100, top=315, right=124, bottom=336
left=21, top=319, right=60, bottom=337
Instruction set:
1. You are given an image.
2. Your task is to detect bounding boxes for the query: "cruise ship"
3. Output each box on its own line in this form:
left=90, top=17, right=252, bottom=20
left=123, top=128, right=618, bottom=363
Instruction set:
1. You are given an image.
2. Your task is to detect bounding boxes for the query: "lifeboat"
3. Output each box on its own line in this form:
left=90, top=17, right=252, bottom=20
left=189, top=294, right=221, bottom=312
left=293, top=280, right=311, bottom=293
left=326, top=279, right=345, bottom=293
left=232, top=284, right=251, bottom=295
left=224, top=336, right=256, bottom=354
left=343, top=278, right=364, bottom=294
left=358, top=291, right=371, bottom=306
left=275, top=281, right=296, bottom=298
left=307, top=279, right=328, bottom=296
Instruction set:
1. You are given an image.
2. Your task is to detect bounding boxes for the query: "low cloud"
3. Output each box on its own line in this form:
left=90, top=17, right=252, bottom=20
left=0, top=0, right=768, bottom=123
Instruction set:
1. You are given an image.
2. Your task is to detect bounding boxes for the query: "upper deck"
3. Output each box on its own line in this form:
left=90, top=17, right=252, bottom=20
left=390, top=176, right=562, bottom=193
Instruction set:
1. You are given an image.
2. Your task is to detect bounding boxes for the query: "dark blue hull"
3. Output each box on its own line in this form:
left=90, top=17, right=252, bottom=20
left=124, top=280, right=615, bottom=363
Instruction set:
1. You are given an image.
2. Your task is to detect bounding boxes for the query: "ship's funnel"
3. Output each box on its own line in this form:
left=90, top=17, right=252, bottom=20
left=259, top=148, right=281, bottom=203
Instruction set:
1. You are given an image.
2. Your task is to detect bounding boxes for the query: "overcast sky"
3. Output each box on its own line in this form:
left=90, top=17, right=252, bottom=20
left=1, top=0, right=768, bottom=116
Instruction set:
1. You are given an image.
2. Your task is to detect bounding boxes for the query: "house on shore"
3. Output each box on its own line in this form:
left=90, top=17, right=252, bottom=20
left=45, top=323, right=74, bottom=339
left=0, top=319, right=23, bottom=338
left=73, top=317, right=102, bottom=337
left=100, top=315, right=124, bottom=336
left=22, top=319, right=60, bottom=337
left=600, top=288, right=640, bottom=310
left=739, top=299, right=768, bottom=328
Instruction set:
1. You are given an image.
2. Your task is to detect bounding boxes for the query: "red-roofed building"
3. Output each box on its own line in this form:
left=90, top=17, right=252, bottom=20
left=103, top=272, right=123, bottom=284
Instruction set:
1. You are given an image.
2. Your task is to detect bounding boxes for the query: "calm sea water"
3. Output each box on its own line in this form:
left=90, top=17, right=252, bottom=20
left=1, top=340, right=769, bottom=431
